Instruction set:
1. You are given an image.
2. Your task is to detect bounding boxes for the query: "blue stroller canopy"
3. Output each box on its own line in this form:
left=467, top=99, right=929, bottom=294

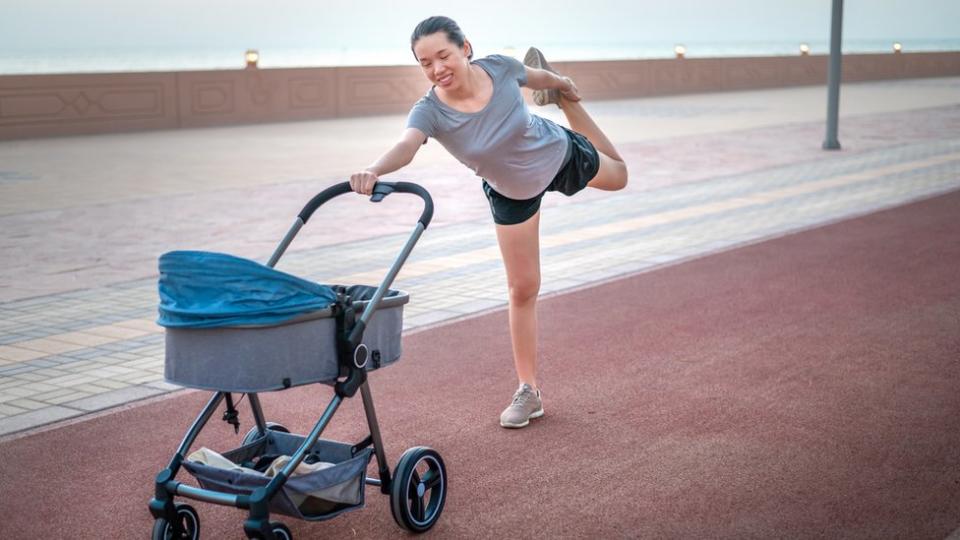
left=158, top=251, right=337, bottom=328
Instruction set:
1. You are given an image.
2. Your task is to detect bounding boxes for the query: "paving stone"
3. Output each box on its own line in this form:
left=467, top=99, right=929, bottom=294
left=62, top=386, right=166, bottom=412
left=10, top=381, right=58, bottom=395
left=31, top=387, right=88, bottom=403
left=23, top=357, right=63, bottom=369
left=0, top=406, right=82, bottom=436
left=43, top=391, right=94, bottom=405
left=0, top=365, right=36, bottom=376
left=0, top=334, right=31, bottom=346
left=121, top=373, right=163, bottom=385
left=11, top=372, right=48, bottom=383
left=65, top=349, right=106, bottom=360
left=6, top=398, right=48, bottom=411
left=83, top=324, right=150, bottom=340
left=90, top=379, right=132, bottom=390
left=0, top=345, right=46, bottom=363
left=444, top=298, right=506, bottom=315
left=0, top=403, right=28, bottom=416
left=48, top=331, right=117, bottom=347
left=41, top=374, right=99, bottom=387
left=404, top=309, right=466, bottom=330
left=145, top=380, right=182, bottom=391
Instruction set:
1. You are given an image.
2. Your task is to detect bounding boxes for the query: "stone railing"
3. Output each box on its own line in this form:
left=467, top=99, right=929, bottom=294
left=0, top=51, right=957, bottom=140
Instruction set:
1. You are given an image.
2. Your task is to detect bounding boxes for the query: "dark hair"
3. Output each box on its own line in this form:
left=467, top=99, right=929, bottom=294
left=410, top=16, right=472, bottom=61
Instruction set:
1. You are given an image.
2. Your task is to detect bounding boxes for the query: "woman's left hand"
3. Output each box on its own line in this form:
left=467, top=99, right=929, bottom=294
left=560, top=76, right=581, bottom=102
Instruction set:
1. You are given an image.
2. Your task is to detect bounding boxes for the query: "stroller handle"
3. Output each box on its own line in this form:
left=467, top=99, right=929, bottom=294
left=297, top=181, right=434, bottom=229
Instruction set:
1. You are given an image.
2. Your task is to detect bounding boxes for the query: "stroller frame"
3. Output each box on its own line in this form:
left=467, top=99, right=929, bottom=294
left=148, top=182, right=443, bottom=539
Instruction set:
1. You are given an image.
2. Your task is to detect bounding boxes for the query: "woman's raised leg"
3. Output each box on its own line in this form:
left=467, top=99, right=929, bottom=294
left=526, top=46, right=627, bottom=190
left=560, top=98, right=629, bottom=191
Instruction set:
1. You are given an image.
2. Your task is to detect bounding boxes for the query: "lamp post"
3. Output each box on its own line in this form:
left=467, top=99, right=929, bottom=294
left=245, top=49, right=260, bottom=69
left=674, top=45, right=686, bottom=59
left=823, top=0, right=843, bottom=150
left=893, top=42, right=903, bottom=54
left=800, top=43, right=810, bottom=56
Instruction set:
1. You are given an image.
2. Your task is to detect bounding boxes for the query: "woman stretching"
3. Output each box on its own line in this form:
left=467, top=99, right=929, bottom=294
left=350, top=16, right=628, bottom=428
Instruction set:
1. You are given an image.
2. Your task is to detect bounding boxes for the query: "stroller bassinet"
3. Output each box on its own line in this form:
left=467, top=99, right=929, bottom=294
left=164, top=282, right=409, bottom=393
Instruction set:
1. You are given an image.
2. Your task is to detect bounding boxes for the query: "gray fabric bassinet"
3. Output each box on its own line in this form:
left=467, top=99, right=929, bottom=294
left=165, top=285, right=408, bottom=392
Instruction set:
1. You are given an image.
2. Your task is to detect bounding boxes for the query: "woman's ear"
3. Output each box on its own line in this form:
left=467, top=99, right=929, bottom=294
left=463, top=39, right=473, bottom=60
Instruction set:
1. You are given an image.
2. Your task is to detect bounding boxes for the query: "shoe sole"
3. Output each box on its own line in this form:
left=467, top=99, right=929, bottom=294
left=522, top=48, right=560, bottom=107
left=524, top=48, right=555, bottom=73
left=499, top=408, right=544, bottom=429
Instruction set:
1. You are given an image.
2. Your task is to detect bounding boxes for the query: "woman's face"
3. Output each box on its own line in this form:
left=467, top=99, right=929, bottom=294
left=413, top=32, right=471, bottom=91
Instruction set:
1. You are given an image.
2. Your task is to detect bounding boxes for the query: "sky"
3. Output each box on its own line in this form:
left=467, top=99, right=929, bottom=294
left=2, top=0, right=958, bottom=54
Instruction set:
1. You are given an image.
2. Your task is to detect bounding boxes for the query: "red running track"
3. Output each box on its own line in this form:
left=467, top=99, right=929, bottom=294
left=1, top=191, right=958, bottom=539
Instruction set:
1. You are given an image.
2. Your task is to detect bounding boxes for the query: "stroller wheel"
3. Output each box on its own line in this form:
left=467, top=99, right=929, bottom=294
left=269, top=522, right=292, bottom=540
left=151, top=503, right=200, bottom=540
left=241, top=422, right=290, bottom=445
left=390, top=447, right=447, bottom=533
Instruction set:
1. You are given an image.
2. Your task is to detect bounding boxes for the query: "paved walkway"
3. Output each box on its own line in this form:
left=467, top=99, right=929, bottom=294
left=0, top=77, right=959, bottom=438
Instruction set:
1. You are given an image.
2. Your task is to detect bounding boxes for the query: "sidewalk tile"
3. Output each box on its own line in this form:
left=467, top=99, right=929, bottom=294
left=43, top=391, right=94, bottom=405
left=63, top=386, right=166, bottom=412
left=6, top=398, right=48, bottom=411
left=113, top=318, right=163, bottom=333
left=0, top=345, right=46, bottom=363
left=48, top=331, right=117, bottom=347
left=0, top=403, right=28, bottom=416
left=82, top=324, right=150, bottom=340
left=0, top=406, right=82, bottom=436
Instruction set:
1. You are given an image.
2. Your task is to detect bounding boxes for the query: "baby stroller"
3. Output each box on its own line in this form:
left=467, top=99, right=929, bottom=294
left=148, top=182, right=446, bottom=539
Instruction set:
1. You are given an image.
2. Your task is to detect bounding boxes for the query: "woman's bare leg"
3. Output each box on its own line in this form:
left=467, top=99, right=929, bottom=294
left=494, top=211, right=542, bottom=389
left=560, top=98, right=629, bottom=191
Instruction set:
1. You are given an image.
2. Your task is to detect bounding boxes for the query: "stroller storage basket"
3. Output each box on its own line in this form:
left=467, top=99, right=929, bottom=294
left=182, top=430, right=373, bottom=522
left=165, top=286, right=408, bottom=393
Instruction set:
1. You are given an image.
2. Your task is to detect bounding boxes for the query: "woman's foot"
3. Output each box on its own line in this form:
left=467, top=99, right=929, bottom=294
left=500, top=383, right=544, bottom=428
left=523, top=47, right=562, bottom=107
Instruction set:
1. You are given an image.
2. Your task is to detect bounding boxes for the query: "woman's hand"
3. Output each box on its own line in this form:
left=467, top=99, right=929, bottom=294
left=350, top=169, right=379, bottom=195
left=560, top=76, right=581, bottom=102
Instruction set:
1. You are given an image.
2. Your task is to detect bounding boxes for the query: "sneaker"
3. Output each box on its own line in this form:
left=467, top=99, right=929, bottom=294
left=523, top=47, right=562, bottom=107
left=500, top=383, right=544, bottom=428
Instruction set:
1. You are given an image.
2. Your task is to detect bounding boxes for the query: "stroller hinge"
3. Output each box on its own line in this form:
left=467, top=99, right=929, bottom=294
left=334, top=365, right=367, bottom=398
left=222, top=392, right=240, bottom=434
left=351, top=435, right=374, bottom=455
left=333, top=294, right=368, bottom=398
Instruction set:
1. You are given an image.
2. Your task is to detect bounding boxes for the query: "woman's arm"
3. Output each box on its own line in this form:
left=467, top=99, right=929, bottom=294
left=350, top=128, right=427, bottom=194
left=524, top=67, right=581, bottom=102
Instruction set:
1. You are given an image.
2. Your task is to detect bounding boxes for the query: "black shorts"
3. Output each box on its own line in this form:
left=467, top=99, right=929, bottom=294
left=482, top=127, right=601, bottom=226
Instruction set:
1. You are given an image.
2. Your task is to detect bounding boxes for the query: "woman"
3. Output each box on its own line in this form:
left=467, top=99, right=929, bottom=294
left=350, top=16, right=628, bottom=428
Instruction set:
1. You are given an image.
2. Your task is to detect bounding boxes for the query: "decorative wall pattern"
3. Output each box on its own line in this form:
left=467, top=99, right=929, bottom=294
left=335, top=66, right=431, bottom=117
left=0, top=84, right=165, bottom=124
left=288, top=76, right=336, bottom=113
left=0, top=73, right=178, bottom=138
left=0, top=52, right=957, bottom=140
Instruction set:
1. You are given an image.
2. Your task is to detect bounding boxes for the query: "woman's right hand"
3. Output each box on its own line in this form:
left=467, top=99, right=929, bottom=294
left=349, top=169, right=379, bottom=195
left=560, top=76, right=581, bottom=102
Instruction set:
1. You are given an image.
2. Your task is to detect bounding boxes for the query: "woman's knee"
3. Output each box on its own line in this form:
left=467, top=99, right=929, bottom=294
left=588, top=157, right=628, bottom=191
left=612, top=159, right=628, bottom=190
left=508, top=278, right=540, bottom=304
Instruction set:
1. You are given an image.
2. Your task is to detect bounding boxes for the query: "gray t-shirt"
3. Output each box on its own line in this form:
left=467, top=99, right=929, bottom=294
left=405, top=54, right=570, bottom=200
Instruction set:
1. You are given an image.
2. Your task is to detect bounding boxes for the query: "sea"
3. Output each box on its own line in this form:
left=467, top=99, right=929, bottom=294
left=2, top=39, right=958, bottom=75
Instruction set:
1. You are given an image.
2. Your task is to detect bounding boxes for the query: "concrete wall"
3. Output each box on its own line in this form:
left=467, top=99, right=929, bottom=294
left=1, top=52, right=957, bottom=140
